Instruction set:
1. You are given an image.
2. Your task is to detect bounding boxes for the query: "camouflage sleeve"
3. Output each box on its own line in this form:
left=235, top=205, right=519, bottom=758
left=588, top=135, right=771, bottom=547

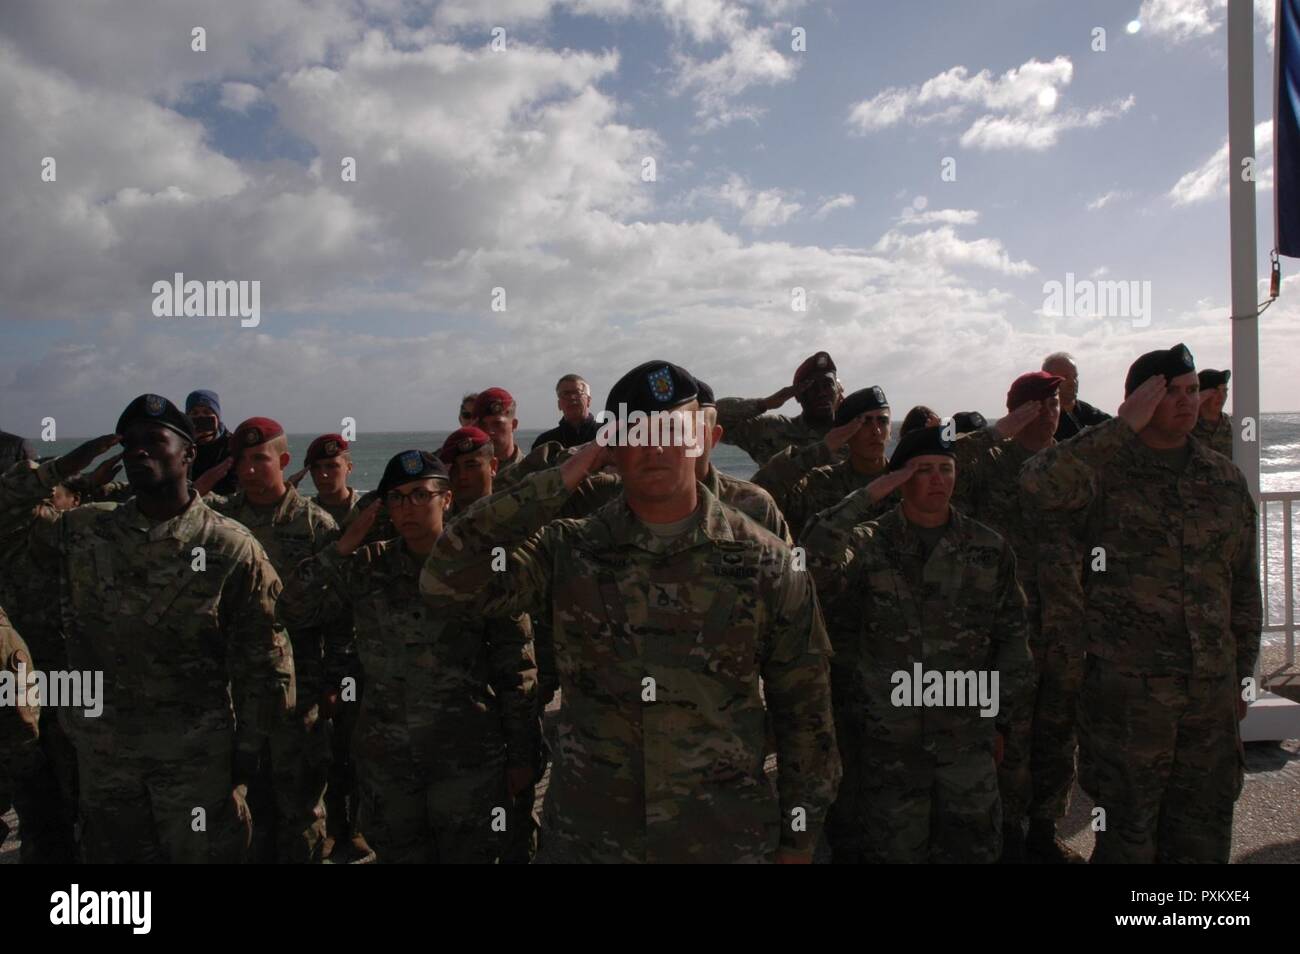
left=278, top=546, right=352, bottom=633
left=86, top=480, right=133, bottom=504
left=1232, top=487, right=1264, bottom=682
left=716, top=398, right=779, bottom=461
left=419, top=468, right=565, bottom=619
left=307, top=509, right=354, bottom=688
left=0, top=458, right=65, bottom=569
left=222, top=543, right=296, bottom=780
left=952, top=428, right=998, bottom=512
left=800, top=488, right=885, bottom=603
left=561, top=471, right=622, bottom=518
left=485, top=613, right=542, bottom=772
left=202, top=491, right=233, bottom=513
left=1019, top=416, right=1136, bottom=513
left=751, top=441, right=832, bottom=516
left=990, top=541, right=1033, bottom=736
left=496, top=440, right=579, bottom=491
left=761, top=551, right=841, bottom=857
left=0, top=609, right=41, bottom=754
left=716, top=396, right=767, bottom=430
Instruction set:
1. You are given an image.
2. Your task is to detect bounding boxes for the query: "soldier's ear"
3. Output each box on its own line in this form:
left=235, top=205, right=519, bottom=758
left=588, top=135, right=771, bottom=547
left=278, top=451, right=291, bottom=471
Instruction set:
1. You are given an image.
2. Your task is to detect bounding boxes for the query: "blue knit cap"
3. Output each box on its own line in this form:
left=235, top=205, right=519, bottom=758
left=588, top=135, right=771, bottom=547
left=185, top=389, right=222, bottom=419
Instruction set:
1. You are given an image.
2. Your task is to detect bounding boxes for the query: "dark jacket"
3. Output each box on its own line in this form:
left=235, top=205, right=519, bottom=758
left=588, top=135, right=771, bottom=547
left=1053, top=399, right=1111, bottom=442
left=531, top=415, right=599, bottom=450
left=190, top=427, right=239, bottom=494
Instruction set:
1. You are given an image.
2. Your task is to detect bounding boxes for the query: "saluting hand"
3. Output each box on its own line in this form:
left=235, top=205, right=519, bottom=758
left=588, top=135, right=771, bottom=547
left=193, top=456, right=233, bottom=497
left=864, top=459, right=917, bottom=503
left=57, top=433, right=120, bottom=478
left=824, top=414, right=865, bottom=453
left=286, top=466, right=309, bottom=488
left=763, top=383, right=800, bottom=411
left=336, top=500, right=381, bottom=556
left=994, top=401, right=1041, bottom=440
left=561, top=440, right=614, bottom=491
left=88, top=452, right=124, bottom=488
left=1118, top=375, right=1167, bottom=434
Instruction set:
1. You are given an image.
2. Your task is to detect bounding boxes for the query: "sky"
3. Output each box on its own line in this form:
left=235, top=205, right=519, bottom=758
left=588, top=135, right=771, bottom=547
left=1, top=0, right=1297, bottom=436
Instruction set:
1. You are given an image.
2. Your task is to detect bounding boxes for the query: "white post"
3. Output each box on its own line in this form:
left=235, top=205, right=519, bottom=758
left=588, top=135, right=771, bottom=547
left=1228, top=0, right=1261, bottom=499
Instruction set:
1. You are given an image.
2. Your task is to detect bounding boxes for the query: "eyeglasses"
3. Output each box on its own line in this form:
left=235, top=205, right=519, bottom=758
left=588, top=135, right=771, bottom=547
left=385, top=488, right=445, bottom=507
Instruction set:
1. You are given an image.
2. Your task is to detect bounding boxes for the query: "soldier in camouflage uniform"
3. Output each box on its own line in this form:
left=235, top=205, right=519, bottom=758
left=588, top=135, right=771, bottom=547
left=420, top=361, right=841, bottom=863
left=305, top=434, right=361, bottom=526
left=281, top=450, right=540, bottom=863
left=716, top=351, right=844, bottom=466
left=1020, top=344, right=1262, bottom=863
left=752, top=386, right=895, bottom=540
left=206, top=417, right=341, bottom=863
left=949, top=371, right=1087, bottom=863
left=0, top=607, right=40, bottom=852
left=803, top=426, right=1034, bottom=863
left=0, top=396, right=294, bottom=863
left=474, top=387, right=525, bottom=480
left=1194, top=368, right=1235, bottom=459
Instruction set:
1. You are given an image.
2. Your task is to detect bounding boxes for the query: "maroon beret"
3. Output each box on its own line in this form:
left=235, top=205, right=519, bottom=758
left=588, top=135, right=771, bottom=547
left=793, top=352, right=837, bottom=387
left=230, top=417, right=285, bottom=454
left=473, top=387, right=515, bottom=419
left=305, top=433, right=348, bottom=466
left=1006, top=372, right=1064, bottom=411
left=438, top=426, right=492, bottom=464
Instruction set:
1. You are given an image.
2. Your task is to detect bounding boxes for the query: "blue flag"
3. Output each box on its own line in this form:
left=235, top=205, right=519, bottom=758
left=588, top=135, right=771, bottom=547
left=1278, top=0, right=1300, bottom=256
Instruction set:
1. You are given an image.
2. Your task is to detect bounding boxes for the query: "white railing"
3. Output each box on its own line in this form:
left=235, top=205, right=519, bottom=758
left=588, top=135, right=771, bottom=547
left=1260, top=491, right=1298, bottom=679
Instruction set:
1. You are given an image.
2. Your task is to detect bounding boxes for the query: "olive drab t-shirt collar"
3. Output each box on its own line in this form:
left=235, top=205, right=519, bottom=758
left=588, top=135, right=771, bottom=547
left=117, top=490, right=209, bottom=542
left=601, top=481, right=741, bottom=558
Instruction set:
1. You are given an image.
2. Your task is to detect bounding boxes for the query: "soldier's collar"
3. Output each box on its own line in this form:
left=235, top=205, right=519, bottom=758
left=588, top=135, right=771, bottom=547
left=122, top=491, right=206, bottom=542
left=612, top=482, right=736, bottom=553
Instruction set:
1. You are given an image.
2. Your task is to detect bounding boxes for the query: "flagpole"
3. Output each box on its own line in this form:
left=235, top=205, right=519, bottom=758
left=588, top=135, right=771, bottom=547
left=1229, top=0, right=1261, bottom=499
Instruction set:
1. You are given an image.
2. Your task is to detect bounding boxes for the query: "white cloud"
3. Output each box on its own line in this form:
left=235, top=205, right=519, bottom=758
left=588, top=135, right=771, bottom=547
left=1168, top=120, right=1273, bottom=206
left=872, top=225, right=1035, bottom=276
left=1139, top=0, right=1277, bottom=44
left=1087, top=190, right=1130, bottom=210
left=812, top=193, right=855, bottom=220
left=219, top=81, right=264, bottom=113
left=847, top=56, right=1133, bottom=151
left=690, top=174, right=802, bottom=229
left=661, top=0, right=806, bottom=129
left=897, top=207, right=980, bottom=227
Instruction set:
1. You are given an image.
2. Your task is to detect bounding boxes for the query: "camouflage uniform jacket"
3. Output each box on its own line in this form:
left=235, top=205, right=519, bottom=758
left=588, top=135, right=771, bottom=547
left=1019, top=417, right=1262, bottom=680
left=206, top=485, right=345, bottom=697
left=1192, top=412, right=1234, bottom=460
left=0, top=459, right=294, bottom=762
left=802, top=497, right=1033, bottom=746
left=715, top=397, right=838, bottom=466
left=0, top=606, right=40, bottom=757
left=280, top=539, right=540, bottom=774
left=419, top=467, right=841, bottom=862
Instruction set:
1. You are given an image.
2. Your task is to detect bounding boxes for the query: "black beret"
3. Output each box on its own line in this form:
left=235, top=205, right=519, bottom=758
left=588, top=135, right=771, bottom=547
left=1124, top=343, right=1196, bottom=396
left=1198, top=368, right=1231, bottom=390
left=951, top=411, right=987, bottom=434
left=695, top=378, right=716, bottom=408
left=376, top=449, right=449, bottom=497
left=833, top=386, right=889, bottom=426
left=604, top=360, right=699, bottom=416
left=116, top=394, right=196, bottom=444
left=888, top=425, right=957, bottom=471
